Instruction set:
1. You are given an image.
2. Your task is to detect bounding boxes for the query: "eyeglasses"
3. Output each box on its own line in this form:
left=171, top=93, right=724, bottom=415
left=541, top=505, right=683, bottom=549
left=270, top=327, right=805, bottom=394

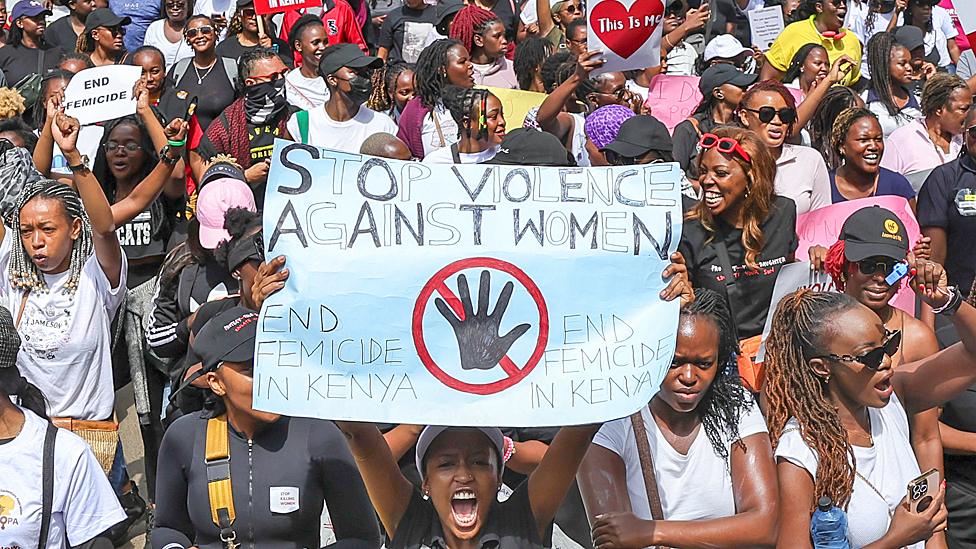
left=857, top=258, right=900, bottom=278
left=164, top=0, right=184, bottom=7
left=185, top=25, right=214, bottom=38
left=104, top=141, right=142, bottom=153
left=101, top=25, right=126, bottom=36
left=742, top=106, right=797, bottom=125
left=562, top=3, right=581, bottom=14
left=241, top=7, right=256, bottom=17
left=815, top=330, right=901, bottom=371
left=698, top=132, right=752, bottom=163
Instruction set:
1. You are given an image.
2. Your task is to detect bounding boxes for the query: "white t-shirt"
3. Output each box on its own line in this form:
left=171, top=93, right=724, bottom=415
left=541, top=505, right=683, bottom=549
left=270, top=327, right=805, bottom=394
left=593, top=398, right=768, bottom=521
left=285, top=68, right=330, bottom=112
left=845, top=2, right=898, bottom=78
left=423, top=145, right=499, bottom=164
left=421, top=104, right=461, bottom=157
left=143, top=19, right=194, bottom=69
left=0, top=407, right=126, bottom=548
left=286, top=105, right=398, bottom=153
left=775, top=144, right=831, bottom=215
left=775, top=392, right=923, bottom=549
left=0, top=233, right=127, bottom=420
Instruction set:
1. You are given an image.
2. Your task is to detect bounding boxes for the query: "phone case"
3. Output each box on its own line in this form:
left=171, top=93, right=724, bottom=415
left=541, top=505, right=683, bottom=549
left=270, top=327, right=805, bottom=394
left=908, top=468, right=940, bottom=513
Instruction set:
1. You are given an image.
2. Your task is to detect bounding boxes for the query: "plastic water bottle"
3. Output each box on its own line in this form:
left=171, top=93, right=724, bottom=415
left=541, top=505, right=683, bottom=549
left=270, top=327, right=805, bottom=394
left=811, top=496, right=851, bottom=549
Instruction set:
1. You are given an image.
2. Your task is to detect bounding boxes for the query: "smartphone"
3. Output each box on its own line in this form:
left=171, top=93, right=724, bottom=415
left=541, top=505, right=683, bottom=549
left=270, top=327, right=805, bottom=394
left=907, top=468, right=940, bottom=513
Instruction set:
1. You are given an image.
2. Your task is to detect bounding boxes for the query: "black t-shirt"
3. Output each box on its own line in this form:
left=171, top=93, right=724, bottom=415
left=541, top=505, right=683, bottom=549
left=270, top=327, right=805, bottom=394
left=714, top=0, right=751, bottom=49
left=672, top=112, right=720, bottom=180
left=390, top=482, right=547, bottom=549
left=378, top=5, right=438, bottom=64
left=162, top=58, right=237, bottom=132
left=44, top=16, right=79, bottom=51
left=941, top=385, right=976, bottom=486
left=215, top=35, right=294, bottom=68
left=917, top=154, right=976, bottom=298
left=679, top=196, right=799, bottom=339
left=0, top=44, right=63, bottom=86
left=480, top=0, right=519, bottom=40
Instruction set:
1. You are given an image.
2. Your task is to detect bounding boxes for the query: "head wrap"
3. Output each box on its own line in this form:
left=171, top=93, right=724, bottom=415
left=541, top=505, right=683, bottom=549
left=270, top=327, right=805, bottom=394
left=584, top=105, right=637, bottom=150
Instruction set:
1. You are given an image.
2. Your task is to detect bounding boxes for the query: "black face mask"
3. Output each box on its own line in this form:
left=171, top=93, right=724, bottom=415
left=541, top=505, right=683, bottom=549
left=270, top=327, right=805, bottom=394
left=244, top=78, right=287, bottom=125
left=342, top=74, right=372, bottom=106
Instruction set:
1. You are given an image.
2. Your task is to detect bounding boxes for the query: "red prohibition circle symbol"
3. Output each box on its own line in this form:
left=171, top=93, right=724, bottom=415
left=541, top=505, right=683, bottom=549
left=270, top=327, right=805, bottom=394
left=412, top=257, right=549, bottom=395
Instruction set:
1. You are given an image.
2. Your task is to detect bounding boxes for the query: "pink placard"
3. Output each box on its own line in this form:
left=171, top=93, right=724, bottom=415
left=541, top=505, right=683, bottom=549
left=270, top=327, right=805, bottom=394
left=645, top=74, right=804, bottom=133
left=796, top=196, right=921, bottom=315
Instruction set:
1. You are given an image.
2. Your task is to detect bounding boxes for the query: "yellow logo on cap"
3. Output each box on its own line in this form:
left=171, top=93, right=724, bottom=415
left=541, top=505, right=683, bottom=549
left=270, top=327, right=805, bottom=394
left=884, top=219, right=899, bottom=234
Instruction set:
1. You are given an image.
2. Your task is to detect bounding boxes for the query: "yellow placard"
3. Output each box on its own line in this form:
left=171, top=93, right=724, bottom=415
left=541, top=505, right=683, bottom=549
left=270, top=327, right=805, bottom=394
left=478, top=86, right=548, bottom=130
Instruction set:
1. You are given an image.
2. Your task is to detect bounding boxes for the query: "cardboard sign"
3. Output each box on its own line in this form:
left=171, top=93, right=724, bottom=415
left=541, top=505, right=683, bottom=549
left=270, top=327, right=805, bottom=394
left=62, top=65, right=142, bottom=126
left=754, top=262, right=836, bottom=362
left=588, top=0, right=664, bottom=76
left=645, top=74, right=804, bottom=132
left=795, top=195, right=920, bottom=315
left=255, top=140, right=684, bottom=426
left=748, top=6, right=785, bottom=50
left=479, top=86, right=546, bottom=129
left=253, top=0, right=322, bottom=15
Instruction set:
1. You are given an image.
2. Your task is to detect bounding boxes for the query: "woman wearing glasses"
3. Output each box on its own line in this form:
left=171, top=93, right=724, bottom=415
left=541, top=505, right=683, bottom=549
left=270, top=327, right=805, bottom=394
left=77, top=8, right=130, bottom=66
left=679, top=127, right=797, bottom=392
left=766, top=243, right=976, bottom=547
left=738, top=80, right=831, bottom=216
left=162, top=15, right=237, bottom=132
left=144, top=0, right=195, bottom=68
left=216, top=0, right=292, bottom=67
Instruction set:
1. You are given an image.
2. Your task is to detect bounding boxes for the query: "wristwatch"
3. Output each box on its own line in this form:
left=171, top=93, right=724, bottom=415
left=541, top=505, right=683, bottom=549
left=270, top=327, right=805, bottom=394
left=159, top=145, right=180, bottom=165
left=67, top=155, right=89, bottom=173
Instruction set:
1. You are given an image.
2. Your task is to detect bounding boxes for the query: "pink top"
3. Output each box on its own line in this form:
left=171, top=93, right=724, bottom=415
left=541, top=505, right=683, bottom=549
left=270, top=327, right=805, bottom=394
left=940, top=0, right=971, bottom=51
left=880, top=118, right=963, bottom=188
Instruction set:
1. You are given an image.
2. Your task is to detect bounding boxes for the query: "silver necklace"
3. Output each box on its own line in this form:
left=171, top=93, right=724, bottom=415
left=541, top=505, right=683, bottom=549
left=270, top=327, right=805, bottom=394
left=193, top=59, right=217, bottom=85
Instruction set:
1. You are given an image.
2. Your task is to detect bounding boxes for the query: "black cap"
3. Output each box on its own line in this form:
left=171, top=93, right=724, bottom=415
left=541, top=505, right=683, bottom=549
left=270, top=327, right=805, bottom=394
left=319, top=43, right=383, bottom=77
left=237, top=0, right=254, bottom=6
left=601, top=115, right=672, bottom=158
left=225, top=231, right=265, bottom=273
left=895, top=25, right=925, bottom=52
left=83, top=8, right=131, bottom=35
left=840, top=206, right=909, bottom=262
left=194, top=306, right=260, bottom=371
left=202, top=161, right=247, bottom=186
left=487, top=128, right=577, bottom=167
left=698, top=64, right=757, bottom=96
left=435, top=0, right=463, bottom=30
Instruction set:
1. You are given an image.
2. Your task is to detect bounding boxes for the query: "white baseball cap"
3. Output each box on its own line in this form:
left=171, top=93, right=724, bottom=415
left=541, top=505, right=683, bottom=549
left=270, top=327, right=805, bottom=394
left=704, top=35, right=751, bottom=62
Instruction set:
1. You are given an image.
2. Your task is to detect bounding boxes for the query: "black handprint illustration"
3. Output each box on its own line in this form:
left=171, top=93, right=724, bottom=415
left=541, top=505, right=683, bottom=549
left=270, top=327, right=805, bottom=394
left=435, top=270, right=531, bottom=371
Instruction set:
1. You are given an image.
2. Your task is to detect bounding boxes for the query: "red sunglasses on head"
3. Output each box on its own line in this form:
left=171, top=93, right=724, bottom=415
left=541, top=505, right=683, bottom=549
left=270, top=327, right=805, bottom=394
left=698, top=133, right=752, bottom=163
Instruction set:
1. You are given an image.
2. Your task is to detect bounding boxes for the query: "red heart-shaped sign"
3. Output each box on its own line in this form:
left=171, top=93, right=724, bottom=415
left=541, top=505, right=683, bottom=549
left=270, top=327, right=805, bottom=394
left=589, top=0, right=664, bottom=59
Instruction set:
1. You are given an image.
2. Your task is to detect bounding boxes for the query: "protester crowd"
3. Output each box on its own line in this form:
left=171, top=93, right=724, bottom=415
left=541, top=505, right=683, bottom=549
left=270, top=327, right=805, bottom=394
left=0, top=0, right=975, bottom=547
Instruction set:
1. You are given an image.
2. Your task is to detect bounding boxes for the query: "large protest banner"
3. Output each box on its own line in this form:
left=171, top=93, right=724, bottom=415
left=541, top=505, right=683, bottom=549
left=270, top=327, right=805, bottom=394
left=587, top=0, right=664, bottom=76
left=795, top=195, right=920, bottom=315
left=255, top=140, right=684, bottom=426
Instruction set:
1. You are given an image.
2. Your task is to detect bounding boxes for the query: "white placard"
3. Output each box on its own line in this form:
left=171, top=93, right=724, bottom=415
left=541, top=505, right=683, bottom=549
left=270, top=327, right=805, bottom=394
left=587, top=0, right=664, bottom=76
left=62, top=65, right=142, bottom=126
left=748, top=6, right=785, bottom=51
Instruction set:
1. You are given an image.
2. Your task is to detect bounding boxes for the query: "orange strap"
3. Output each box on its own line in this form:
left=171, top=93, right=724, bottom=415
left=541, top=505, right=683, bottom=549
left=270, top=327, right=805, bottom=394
left=737, top=334, right=765, bottom=393
left=205, top=415, right=236, bottom=536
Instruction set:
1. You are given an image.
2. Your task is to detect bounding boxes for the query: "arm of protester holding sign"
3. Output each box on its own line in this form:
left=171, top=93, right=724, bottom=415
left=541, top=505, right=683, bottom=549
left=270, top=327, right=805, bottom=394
left=33, top=92, right=65, bottom=180
left=53, top=112, right=123, bottom=288
left=661, top=5, right=709, bottom=56
left=135, top=82, right=185, bottom=201
left=793, top=55, right=855, bottom=137
left=537, top=50, right=605, bottom=149
left=110, top=119, right=187, bottom=226
left=536, top=0, right=556, bottom=41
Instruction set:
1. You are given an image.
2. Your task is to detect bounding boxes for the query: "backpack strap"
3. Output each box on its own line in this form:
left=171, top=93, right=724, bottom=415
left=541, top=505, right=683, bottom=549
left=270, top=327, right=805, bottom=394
left=629, top=409, right=665, bottom=523
left=296, top=110, right=310, bottom=144
left=37, top=422, right=57, bottom=549
left=172, top=57, right=192, bottom=86
left=221, top=57, right=239, bottom=91
left=687, top=116, right=702, bottom=138
left=206, top=415, right=237, bottom=547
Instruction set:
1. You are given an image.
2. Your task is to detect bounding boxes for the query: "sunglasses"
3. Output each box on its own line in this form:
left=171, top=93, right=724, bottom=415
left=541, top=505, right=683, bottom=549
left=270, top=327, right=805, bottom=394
left=101, top=25, right=126, bottom=36
left=815, top=330, right=902, bottom=371
left=857, top=258, right=900, bottom=278
left=742, top=106, right=797, bottom=125
left=698, top=132, right=752, bottom=163
left=250, top=68, right=289, bottom=82
left=104, top=141, right=142, bottom=153
left=164, top=0, right=184, bottom=7
left=241, top=7, right=256, bottom=17
left=563, top=3, right=581, bottom=13
left=185, top=25, right=214, bottom=38
left=966, top=124, right=976, bottom=139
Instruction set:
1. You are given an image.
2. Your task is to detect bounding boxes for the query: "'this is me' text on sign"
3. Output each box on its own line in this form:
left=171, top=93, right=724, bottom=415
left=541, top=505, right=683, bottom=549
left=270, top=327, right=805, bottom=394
left=63, top=65, right=141, bottom=126
left=587, top=0, right=664, bottom=76
left=255, top=140, right=684, bottom=427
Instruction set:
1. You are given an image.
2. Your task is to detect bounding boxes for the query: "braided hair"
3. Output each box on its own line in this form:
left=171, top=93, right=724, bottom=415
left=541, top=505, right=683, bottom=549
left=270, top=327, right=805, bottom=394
left=679, top=289, right=752, bottom=459
left=921, top=73, right=969, bottom=117
left=415, top=39, right=466, bottom=109
left=514, top=37, right=553, bottom=91
left=449, top=5, right=499, bottom=56
left=782, top=43, right=827, bottom=84
left=765, top=289, right=862, bottom=509
left=367, top=62, right=414, bottom=112
left=866, top=32, right=903, bottom=117
left=810, top=86, right=861, bottom=169
left=830, top=107, right=878, bottom=165
left=442, top=85, right=492, bottom=139
left=9, top=180, right=94, bottom=295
